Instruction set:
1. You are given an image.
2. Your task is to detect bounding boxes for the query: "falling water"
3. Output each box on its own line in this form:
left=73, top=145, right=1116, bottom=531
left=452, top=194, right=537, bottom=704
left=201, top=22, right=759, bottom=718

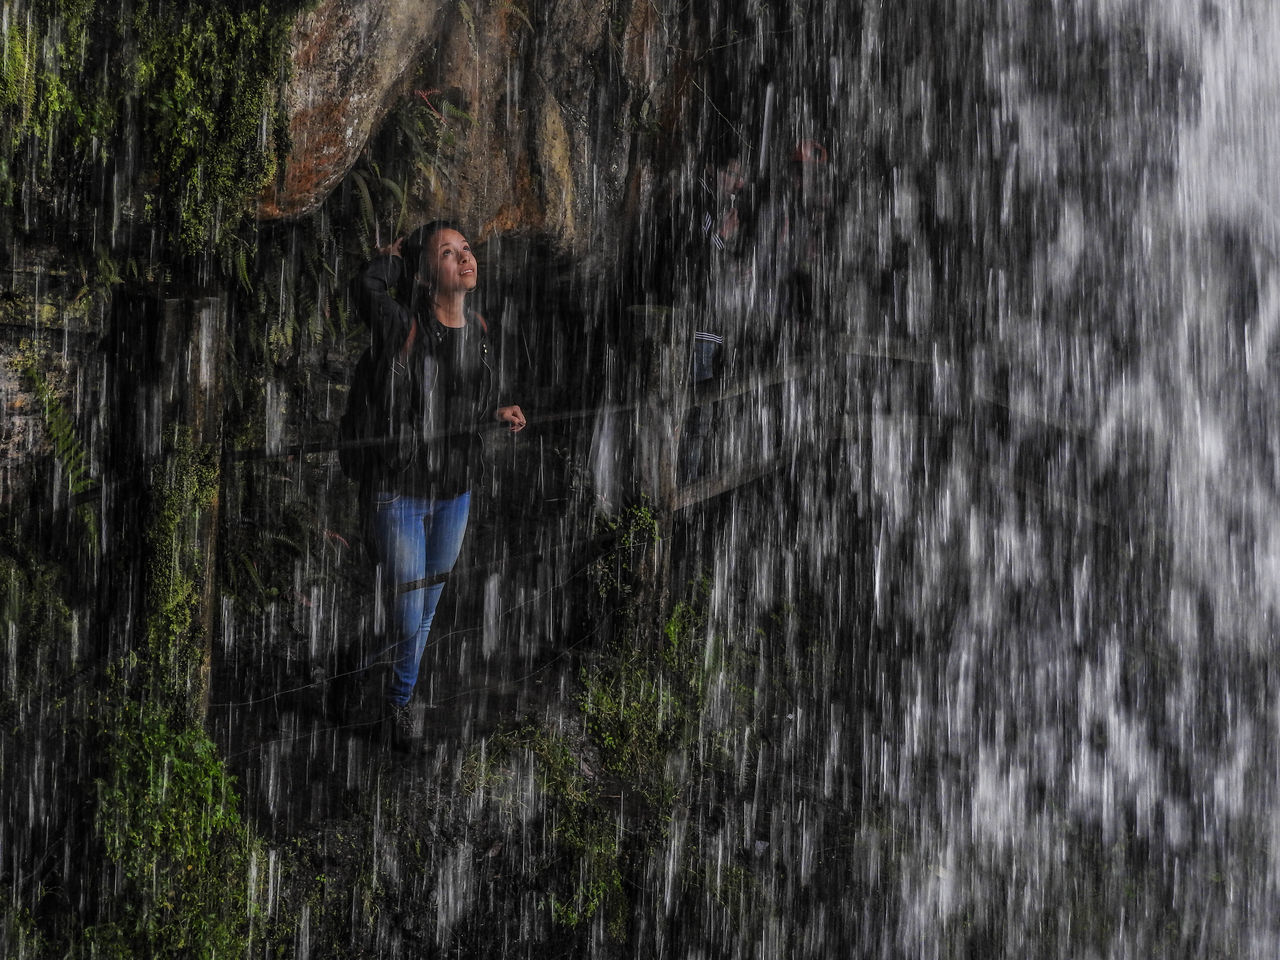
left=5, top=0, right=1280, bottom=956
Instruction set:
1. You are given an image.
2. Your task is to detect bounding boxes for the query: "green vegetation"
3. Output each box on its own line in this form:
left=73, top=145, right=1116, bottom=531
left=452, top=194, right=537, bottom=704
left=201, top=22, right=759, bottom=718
left=136, top=429, right=219, bottom=710
left=579, top=595, right=705, bottom=806
left=0, top=536, right=76, bottom=719
left=347, top=85, right=475, bottom=254
left=132, top=4, right=296, bottom=251
left=0, top=0, right=309, bottom=257
left=84, top=429, right=255, bottom=956
left=590, top=496, right=660, bottom=601
left=16, top=353, right=99, bottom=548
left=0, top=2, right=310, bottom=938
left=467, top=585, right=750, bottom=949
left=465, top=496, right=722, bottom=946
left=1, top=427, right=252, bottom=957
left=0, top=18, right=37, bottom=122
left=234, top=209, right=353, bottom=372
left=90, top=700, right=252, bottom=958
left=470, top=721, right=628, bottom=940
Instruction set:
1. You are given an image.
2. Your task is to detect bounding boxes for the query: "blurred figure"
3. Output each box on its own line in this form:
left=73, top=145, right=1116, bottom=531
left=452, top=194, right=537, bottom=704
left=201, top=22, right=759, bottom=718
left=772, top=138, right=833, bottom=327
left=702, top=155, right=748, bottom=259
left=680, top=154, right=751, bottom=481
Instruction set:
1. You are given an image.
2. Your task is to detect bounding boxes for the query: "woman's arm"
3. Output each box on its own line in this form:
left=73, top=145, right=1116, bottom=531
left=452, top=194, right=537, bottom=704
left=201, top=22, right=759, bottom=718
left=358, top=242, right=413, bottom=358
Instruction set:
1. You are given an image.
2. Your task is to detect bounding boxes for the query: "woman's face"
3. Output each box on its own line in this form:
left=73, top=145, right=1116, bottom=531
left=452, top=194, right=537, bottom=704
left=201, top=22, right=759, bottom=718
left=425, top=228, right=477, bottom=296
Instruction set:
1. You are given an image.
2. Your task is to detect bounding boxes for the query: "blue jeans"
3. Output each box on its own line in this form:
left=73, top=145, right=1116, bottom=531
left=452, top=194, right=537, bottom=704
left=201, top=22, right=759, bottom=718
left=368, top=490, right=470, bottom=707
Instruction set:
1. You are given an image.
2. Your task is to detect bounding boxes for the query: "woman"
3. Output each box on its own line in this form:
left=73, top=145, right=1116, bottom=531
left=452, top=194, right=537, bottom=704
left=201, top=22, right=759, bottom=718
left=356, top=220, right=525, bottom=747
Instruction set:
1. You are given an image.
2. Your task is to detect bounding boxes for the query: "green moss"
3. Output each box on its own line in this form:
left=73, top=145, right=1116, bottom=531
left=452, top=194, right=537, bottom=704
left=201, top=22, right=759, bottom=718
left=590, top=496, right=660, bottom=600
left=138, top=429, right=218, bottom=712
left=0, top=4, right=109, bottom=170
left=471, top=723, right=627, bottom=940
left=0, top=1, right=308, bottom=256
left=130, top=3, right=298, bottom=252
left=529, top=728, right=626, bottom=936
left=89, top=700, right=253, bottom=958
left=78, top=427, right=256, bottom=956
left=0, top=21, right=37, bottom=121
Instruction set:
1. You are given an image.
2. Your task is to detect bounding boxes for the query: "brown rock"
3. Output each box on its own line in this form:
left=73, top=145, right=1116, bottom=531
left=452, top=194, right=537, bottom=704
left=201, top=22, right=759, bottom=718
left=257, top=0, right=445, bottom=221
left=259, top=0, right=682, bottom=256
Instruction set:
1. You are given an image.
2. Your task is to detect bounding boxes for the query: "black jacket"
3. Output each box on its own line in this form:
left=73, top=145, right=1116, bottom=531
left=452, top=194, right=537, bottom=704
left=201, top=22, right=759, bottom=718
left=355, top=254, right=500, bottom=498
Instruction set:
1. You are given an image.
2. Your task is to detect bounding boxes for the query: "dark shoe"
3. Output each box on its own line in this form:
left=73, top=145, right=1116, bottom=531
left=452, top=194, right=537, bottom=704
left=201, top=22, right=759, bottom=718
left=379, top=702, right=422, bottom=752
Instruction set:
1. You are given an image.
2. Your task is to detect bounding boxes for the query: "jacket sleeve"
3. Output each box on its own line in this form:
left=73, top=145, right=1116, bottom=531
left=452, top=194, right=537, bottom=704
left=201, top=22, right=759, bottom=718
left=359, top=255, right=413, bottom=362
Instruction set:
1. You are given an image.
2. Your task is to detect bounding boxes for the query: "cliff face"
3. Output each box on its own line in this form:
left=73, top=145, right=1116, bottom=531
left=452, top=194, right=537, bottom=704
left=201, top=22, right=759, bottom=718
left=261, top=0, right=678, bottom=252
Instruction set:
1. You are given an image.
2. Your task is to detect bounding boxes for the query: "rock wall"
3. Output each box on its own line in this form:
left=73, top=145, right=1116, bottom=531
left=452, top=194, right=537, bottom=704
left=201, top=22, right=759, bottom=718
left=260, top=0, right=681, bottom=255
left=256, top=0, right=444, bottom=221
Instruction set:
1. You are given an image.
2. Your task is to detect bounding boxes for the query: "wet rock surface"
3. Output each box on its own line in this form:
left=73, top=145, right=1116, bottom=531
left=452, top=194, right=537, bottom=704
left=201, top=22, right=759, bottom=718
left=262, top=0, right=670, bottom=259
left=258, top=0, right=445, bottom=221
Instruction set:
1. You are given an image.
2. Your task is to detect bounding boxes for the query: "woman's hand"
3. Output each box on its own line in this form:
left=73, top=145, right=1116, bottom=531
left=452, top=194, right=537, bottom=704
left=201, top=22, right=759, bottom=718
left=378, top=236, right=405, bottom=258
left=495, top=405, right=527, bottom=433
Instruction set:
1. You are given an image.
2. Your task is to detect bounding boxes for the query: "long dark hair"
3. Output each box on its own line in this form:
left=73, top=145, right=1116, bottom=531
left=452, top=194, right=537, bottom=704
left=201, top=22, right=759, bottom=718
left=400, top=219, right=466, bottom=312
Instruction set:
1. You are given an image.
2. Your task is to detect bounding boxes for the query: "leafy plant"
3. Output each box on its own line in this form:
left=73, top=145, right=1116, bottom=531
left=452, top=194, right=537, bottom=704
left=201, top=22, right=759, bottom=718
left=590, top=497, right=660, bottom=600
left=17, top=354, right=100, bottom=551
left=91, top=699, right=254, bottom=957
left=500, top=1, right=533, bottom=32
left=472, top=722, right=627, bottom=939
left=0, top=2, right=305, bottom=260
left=22, top=359, right=92, bottom=498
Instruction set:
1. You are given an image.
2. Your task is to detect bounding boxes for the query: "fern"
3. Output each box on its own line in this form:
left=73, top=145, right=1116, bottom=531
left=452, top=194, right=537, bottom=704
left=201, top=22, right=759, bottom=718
left=458, top=0, right=477, bottom=50
left=23, top=362, right=93, bottom=498
left=20, top=359, right=100, bottom=554
left=350, top=168, right=375, bottom=239
left=234, top=240, right=250, bottom=292
left=442, top=102, right=474, bottom=125
left=380, top=176, right=404, bottom=207
left=501, top=1, right=533, bottom=31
